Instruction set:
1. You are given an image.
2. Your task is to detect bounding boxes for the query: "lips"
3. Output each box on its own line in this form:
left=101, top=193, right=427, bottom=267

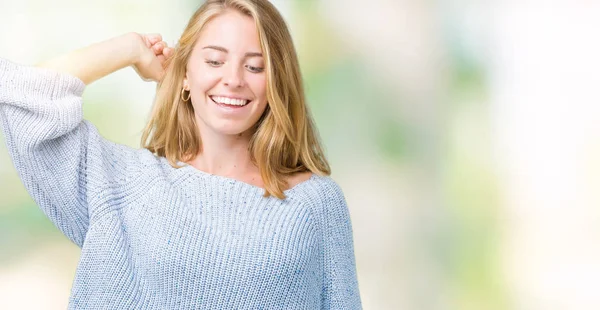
left=209, top=95, right=252, bottom=111
left=209, top=95, right=250, bottom=107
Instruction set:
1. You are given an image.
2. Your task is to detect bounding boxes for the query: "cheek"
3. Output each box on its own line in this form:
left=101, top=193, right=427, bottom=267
left=247, top=75, right=267, bottom=102
left=190, top=70, right=220, bottom=94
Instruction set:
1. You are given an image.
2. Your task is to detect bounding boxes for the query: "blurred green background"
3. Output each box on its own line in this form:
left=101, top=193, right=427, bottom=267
left=2, top=1, right=600, bottom=309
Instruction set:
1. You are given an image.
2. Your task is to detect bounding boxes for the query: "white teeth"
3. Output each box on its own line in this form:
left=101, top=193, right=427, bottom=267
left=211, top=96, right=249, bottom=106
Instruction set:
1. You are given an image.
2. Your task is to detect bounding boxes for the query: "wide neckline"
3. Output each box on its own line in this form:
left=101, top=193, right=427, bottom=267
left=178, top=162, right=318, bottom=195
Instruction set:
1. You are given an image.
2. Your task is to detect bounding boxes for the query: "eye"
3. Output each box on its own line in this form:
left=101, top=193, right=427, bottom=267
left=245, top=64, right=264, bottom=73
left=205, top=60, right=223, bottom=67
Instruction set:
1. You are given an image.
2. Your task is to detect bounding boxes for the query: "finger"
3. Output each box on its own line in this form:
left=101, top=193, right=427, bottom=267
left=157, top=54, right=166, bottom=65
left=146, top=33, right=162, bottom=45
left=163, top=46, right=173, bottom=58
left=142, top=34, right=161, bottom=49
left=152, top=42, right=165, bottom=54
left=163, top=47, right=173, bottom=58
left=153, top=40, right=168, bottom=49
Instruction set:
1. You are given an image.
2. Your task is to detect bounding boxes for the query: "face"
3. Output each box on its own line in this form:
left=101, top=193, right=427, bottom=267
left=183, top=10, right=268, bottom=137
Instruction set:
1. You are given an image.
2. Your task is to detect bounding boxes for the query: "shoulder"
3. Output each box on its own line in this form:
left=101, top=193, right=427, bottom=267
left=286, top=171, right=314, bottom=189
left=294, top=174, right=348, bottom=212
left=311, top=174, right=345, bottom=195
left=299, top=175, right=356, bottom=239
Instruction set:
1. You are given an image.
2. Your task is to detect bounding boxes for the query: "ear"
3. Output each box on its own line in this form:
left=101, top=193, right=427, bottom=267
left=183, top=76, right=189, bottom=90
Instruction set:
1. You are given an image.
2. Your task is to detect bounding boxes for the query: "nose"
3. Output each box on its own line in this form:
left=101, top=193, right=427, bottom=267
left=223, top=64, right=245, bottom=88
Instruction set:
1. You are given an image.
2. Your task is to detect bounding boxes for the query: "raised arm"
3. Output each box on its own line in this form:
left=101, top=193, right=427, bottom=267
left=37, top=32, right=173, bottom=85
left=0, top=33, right=171, bottom=247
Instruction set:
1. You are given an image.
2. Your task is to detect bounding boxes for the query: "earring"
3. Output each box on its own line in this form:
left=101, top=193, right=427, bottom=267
left=181, top=87, right=190, bottom=102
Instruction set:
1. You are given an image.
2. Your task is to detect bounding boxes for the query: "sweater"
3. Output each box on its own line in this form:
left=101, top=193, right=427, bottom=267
left=0, top=58, right=362, bottom=310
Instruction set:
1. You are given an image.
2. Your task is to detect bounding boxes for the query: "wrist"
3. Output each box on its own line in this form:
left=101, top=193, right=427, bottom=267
left=122, top=32, right=144, bottom=66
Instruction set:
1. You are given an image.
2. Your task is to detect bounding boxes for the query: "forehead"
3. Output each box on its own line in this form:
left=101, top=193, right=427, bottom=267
left=196, top=10, right=262, bottom=52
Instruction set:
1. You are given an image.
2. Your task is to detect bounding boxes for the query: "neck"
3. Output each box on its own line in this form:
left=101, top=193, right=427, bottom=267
left=188, top=127, right=258, bottom=177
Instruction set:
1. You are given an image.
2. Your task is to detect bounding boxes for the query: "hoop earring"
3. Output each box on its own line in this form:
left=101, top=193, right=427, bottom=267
left=181, top=88, right=191, bottom=102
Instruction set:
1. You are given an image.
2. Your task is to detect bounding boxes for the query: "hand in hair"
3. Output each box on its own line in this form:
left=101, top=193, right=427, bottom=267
left=131, top=33, right=174, bottom=83
left=35, top=32, right=173, bottom=85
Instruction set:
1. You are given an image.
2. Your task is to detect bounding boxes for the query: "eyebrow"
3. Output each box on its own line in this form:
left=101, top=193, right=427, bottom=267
left=202, top=45, right=263, bottom=58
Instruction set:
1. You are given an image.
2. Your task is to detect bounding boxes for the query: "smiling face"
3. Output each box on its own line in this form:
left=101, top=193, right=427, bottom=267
left=183, top=9, right=268, bottom=137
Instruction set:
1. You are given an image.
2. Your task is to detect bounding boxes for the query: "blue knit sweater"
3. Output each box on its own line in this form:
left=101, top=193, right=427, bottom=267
left=0, top=58, right=362, bottom=309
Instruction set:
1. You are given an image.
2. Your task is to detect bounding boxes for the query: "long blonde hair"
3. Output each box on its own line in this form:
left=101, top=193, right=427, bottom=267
left=141, top=0, right=330, bottom=199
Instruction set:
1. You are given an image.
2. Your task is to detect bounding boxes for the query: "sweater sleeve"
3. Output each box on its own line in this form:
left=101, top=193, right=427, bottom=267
left=320, top=179, right=363, bottom=310
left=0, top=57, right=142, bottom=247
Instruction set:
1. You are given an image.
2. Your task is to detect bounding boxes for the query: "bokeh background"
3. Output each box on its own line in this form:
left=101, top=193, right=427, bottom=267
left=1, top=0, right=600, bottom=309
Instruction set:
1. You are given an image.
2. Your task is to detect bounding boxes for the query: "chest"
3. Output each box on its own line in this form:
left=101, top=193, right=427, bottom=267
left=110, top=187, right=323, bottom=282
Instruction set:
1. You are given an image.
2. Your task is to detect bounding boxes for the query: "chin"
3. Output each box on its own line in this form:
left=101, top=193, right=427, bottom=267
left=210, top=120, right=255, bottom=136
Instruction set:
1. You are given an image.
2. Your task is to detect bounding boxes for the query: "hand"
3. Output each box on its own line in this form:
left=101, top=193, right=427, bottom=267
left=130, top=33, right=174, bottom=82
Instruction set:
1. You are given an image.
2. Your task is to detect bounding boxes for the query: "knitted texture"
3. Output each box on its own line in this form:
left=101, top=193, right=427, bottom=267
left=0, top=58, right=362, bottom=309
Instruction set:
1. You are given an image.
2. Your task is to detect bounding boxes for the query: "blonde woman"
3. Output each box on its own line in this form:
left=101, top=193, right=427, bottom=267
left=0, top=0, right=361, bottom=309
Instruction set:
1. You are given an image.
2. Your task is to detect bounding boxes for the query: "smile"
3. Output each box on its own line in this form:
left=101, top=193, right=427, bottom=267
left=209, top=95, right=250, bottom=107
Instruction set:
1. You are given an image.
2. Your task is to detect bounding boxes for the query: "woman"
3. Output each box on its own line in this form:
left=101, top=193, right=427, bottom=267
left=0, top=0, right=362, bottom=309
